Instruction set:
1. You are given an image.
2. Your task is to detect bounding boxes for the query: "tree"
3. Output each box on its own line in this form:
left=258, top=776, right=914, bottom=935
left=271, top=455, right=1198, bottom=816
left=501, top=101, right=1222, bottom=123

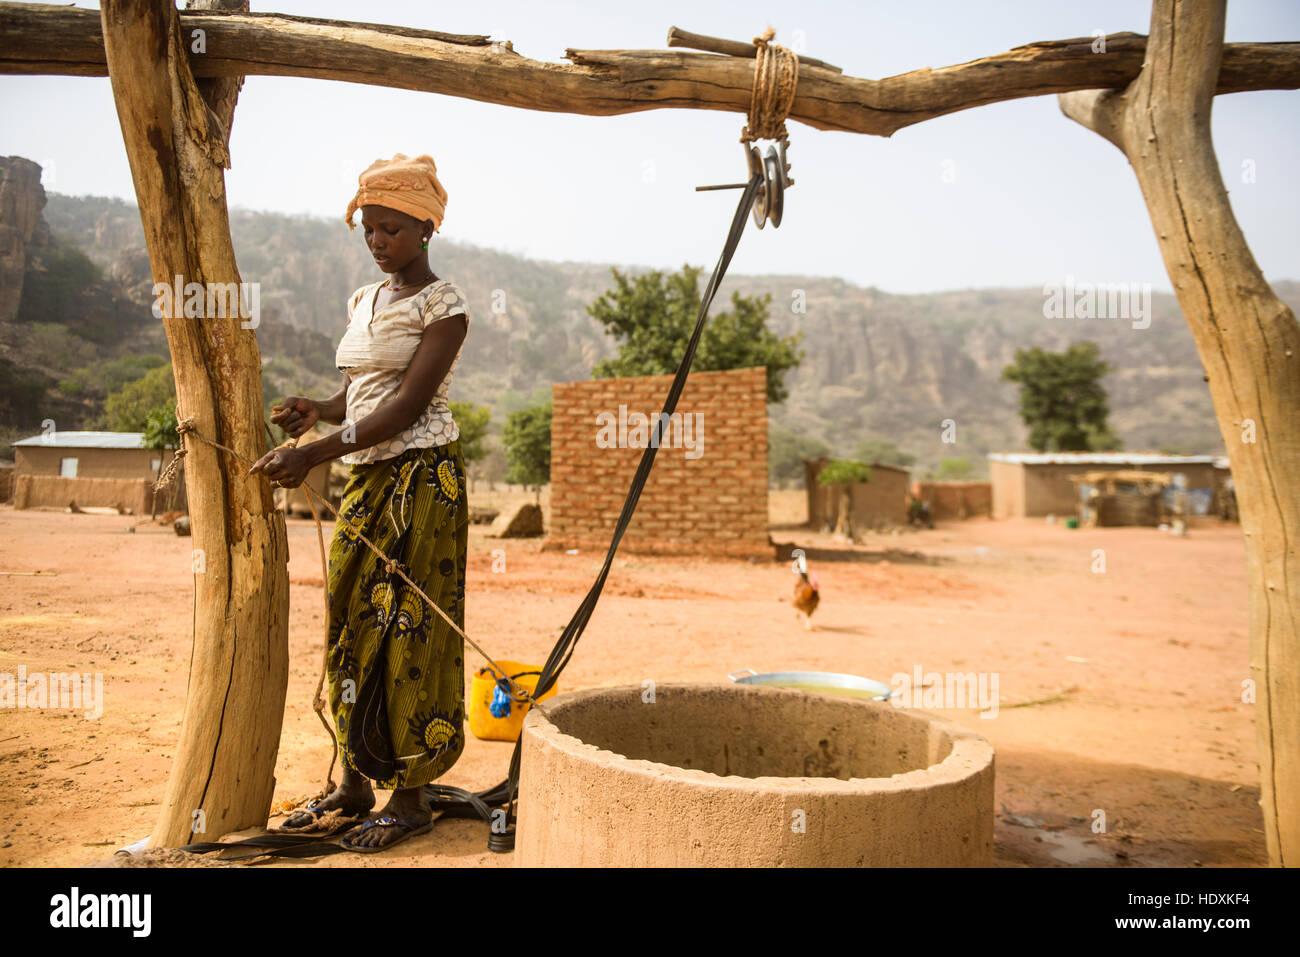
left=1001, top=342, right=1120, bottom=452
left=102, top=363, right=176, bottom=432
left=1059, top=0, right=1300, bottom=864
left=98, top=0, right=289, bottom=850
left=59, top=353, right=169, bottom=399
left=142, top=403, right=178, bottom=451
left=448, top=400, right=492, bottom=467
left=504, top=401, right=552, bottom=503
left=817, top=459, right=872, bottom=540
left=852, top=439, right=916, bottom=468
left=16, top=243, right=102, bottom=326
left=769, top=423, right=830, bottom=488
left=0, top=357, right=51, bottom=434
left=934, top=456, right=976, bottom=480
left=588, top=264, right=804, bottom=404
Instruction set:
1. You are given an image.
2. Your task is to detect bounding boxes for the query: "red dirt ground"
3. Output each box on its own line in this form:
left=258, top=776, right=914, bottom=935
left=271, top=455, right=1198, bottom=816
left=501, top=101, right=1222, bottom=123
left=0, top=498, right=1264, bottom=867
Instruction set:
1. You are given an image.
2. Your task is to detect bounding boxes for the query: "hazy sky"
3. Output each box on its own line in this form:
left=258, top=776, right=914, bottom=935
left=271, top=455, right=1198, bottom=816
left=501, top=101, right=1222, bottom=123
left=2, top=0, right=1296, bottom=294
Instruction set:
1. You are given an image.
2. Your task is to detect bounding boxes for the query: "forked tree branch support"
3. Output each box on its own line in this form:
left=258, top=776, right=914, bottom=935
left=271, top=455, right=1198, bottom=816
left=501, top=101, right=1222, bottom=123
left=1059, top=0, right=1300, bottom=867
left=0, top=2, right=1297, bottom=136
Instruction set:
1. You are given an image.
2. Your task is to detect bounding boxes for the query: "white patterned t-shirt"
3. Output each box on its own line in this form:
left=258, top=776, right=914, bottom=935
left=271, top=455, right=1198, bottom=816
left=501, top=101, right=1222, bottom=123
left=334, top=278, right=470, bottom=465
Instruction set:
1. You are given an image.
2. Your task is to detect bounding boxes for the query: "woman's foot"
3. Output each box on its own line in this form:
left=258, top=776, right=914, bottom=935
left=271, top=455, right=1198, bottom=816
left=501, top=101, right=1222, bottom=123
left=345, top=786, right=432, bottom=850
left=281, top=771, right=375, bottom=829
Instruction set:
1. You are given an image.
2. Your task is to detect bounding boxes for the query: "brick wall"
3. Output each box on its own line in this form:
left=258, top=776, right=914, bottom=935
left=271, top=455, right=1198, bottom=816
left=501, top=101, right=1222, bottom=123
left=548, top=366, right=769, bottom=558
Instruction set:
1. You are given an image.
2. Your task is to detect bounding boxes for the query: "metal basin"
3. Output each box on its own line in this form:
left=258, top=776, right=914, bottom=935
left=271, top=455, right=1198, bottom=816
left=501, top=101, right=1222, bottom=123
left=727, top=668, right=894, bottom=701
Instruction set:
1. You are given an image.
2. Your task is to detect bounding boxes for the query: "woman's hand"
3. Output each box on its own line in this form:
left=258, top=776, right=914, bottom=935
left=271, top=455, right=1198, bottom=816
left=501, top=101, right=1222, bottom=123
left=248, top=446, right=313, bottom=489
left=271, top=396, right=320, bottom=438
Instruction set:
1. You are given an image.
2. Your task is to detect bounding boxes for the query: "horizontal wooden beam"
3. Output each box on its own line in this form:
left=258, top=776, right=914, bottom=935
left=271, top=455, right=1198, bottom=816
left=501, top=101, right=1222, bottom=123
left=1, top=3, right=1295, bottom=136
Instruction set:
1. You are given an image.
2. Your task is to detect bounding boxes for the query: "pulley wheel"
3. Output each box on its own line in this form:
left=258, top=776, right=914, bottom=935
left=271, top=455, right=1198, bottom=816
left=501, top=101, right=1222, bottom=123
left=747, top=145, right=768, bottom=229
left=764, top=145, right=785, bottom=228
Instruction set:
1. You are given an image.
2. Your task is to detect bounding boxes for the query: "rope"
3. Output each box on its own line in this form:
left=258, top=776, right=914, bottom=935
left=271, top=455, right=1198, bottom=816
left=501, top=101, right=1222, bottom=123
left=152, top=418, right=193, bottom=493
left=156, top=416, right=534, bottom=710
left=302, top=484, right=338, bottom=795
left=265, top=432, right=339, bottom=798
left=739, top=26, right=799, bottom=145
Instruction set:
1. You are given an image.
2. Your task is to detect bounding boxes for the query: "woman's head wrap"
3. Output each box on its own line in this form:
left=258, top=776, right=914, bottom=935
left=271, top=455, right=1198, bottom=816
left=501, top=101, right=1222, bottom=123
left=344, top=153, right=448, bottom=233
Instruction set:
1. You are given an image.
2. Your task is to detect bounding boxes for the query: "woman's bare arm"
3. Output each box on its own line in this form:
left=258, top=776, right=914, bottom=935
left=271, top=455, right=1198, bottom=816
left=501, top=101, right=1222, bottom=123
left=315, top=379, right=349, bottom=425
left=251, top=315, right=467, bottom=485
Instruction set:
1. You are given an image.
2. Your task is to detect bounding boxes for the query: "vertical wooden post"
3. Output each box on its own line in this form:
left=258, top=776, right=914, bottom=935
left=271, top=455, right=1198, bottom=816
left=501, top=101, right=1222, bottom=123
left=101, top=0, right=289, bottom=848
left=1061, top=0, right=1300, bottom=865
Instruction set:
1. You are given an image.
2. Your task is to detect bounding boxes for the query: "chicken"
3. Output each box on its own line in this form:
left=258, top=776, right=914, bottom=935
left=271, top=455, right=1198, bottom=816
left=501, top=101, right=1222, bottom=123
left=791, top=551, right=820, bottom=630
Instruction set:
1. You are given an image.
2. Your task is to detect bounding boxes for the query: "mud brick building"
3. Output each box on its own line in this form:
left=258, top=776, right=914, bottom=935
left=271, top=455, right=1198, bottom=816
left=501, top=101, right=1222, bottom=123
left=911, top=480, right=993, bottom=520
left=804, top=458, right=911, bottom=530
left=548, top=366, right=769, bottom=558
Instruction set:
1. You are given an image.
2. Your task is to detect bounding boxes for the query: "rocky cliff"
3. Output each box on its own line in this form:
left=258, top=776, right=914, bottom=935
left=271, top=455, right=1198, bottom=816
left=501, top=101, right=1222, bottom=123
left=0, top=156, right=51, bottom=324
left=10, top=157, right=1299, bottom=472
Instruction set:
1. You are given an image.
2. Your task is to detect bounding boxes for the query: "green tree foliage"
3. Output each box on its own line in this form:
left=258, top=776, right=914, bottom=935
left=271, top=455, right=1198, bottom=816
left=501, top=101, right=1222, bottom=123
left=102, top=363, right=175, bottom=432
left=852, top=438, right=916, bottom=468
left=17, top=244, right=102, bottom=322
left=449, top=401, right=492, bottom=466
left=503, top=401, right=552, bottom=496
left=0, top=357, right=52, bottom=432
left=817, top=459, right=872, bottom=539
left=142, top=404, right=179, bottom=450
left=59, top=354, right=168, bottom=399
left=934, top=456, right=976, bottom=480
left=15, top=241, right=140, bottom=345
left=816, top=459, right=873, bottom=487
left=769, top=423, right=831, bottom=487
left=587, top=264, right=804, bottom=404
left=1001, top=342, right=1121, bottom=452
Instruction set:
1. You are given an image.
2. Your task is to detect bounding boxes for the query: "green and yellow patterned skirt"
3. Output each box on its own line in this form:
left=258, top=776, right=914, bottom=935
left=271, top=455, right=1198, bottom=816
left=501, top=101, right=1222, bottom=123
left=326, top=440, right=468, bottom=790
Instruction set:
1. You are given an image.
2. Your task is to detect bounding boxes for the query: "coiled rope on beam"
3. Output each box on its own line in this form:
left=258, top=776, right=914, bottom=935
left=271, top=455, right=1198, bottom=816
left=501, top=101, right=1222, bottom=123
left=740, top=26, right=799, bottom=145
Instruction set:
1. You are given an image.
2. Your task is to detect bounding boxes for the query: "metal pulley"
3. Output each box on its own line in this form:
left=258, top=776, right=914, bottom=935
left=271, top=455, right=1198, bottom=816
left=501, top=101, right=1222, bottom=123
left=696, top=137, right=794, bottom=229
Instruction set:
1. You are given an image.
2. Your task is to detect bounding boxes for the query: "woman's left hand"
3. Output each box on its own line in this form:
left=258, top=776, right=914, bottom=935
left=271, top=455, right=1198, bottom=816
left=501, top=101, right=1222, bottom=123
left=249, top=446, right=312, bottom=489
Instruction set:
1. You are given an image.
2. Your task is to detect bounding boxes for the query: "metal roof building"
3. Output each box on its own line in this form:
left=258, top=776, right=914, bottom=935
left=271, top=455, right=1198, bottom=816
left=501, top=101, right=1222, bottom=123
left=11, top=430, right=181, bottom=513
left=987, top=451, right=1227, bottom=519
left=13, top=431, right=149, bottom=450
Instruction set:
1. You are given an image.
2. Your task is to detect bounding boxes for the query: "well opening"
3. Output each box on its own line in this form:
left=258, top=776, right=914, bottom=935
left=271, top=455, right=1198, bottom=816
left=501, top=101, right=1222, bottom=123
left=547, top=684, right=951, bottom=780
left=517, top=683, right=995, bottom=866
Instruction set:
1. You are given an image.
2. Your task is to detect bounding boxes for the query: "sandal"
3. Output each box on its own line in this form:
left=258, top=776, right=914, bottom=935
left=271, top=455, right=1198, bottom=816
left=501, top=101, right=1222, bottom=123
left=339, top=813, right=437, bottom=853
left=276, top=797, right=374, bottom=834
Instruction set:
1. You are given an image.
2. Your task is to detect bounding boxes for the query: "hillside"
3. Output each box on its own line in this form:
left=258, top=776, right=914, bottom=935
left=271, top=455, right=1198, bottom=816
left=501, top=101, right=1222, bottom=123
left=7, top=162, right=1296, bottom=475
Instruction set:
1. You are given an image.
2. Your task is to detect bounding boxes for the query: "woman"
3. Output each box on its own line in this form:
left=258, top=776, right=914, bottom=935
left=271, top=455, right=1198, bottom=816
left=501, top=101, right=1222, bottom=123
left=250, top=153, right=470, bottom=852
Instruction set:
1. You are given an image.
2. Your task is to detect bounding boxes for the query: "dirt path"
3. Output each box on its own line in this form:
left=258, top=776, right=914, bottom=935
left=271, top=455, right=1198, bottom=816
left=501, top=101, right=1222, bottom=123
left=0, top=500, right=1263, bottom=867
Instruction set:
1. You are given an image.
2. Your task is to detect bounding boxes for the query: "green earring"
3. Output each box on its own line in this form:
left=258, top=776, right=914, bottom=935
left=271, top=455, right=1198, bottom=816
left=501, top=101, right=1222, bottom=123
left=422, top=237, right=429, bottom=250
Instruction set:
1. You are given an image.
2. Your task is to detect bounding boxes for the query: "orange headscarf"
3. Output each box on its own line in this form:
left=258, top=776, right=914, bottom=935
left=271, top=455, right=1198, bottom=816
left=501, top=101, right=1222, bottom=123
left=344, top=153, right=448, bottom=232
